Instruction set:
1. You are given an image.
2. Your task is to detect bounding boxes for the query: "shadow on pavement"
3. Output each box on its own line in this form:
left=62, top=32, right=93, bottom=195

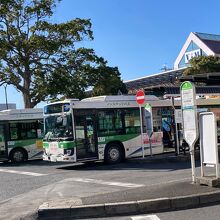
left=56, top=159, right=195, bottom=172
left=0, top=159, right=74, bottom=168
left=0, top=153, right=201, bottom=171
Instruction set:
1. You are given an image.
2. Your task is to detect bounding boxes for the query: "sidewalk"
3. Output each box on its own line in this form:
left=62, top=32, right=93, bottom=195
left=38, top=153, right=220, bottom=220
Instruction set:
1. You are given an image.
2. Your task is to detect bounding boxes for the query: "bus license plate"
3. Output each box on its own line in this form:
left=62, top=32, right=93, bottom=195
left=49, top=142, right=59, bottom=155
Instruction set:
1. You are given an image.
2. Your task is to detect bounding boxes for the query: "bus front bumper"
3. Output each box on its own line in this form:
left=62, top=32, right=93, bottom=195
left=43, top=153, right=75, bottom=162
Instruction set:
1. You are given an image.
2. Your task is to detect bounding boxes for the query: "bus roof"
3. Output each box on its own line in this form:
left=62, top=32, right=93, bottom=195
left=72, top=95, right=169, bottom=109
left=46, top=99, right=79, bottom=106
left=0, top=108, right=43, bottom=121
left=81, top=95, right=160, bottom=102
left=44, top=95, right=220, bottom=110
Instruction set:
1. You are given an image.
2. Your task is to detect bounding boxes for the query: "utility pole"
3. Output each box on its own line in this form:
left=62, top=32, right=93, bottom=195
left=3, top=84, right=8, bottom=109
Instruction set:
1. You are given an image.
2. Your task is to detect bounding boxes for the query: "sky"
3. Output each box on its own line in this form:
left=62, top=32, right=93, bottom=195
left=1, top=0, right=220, bottom=108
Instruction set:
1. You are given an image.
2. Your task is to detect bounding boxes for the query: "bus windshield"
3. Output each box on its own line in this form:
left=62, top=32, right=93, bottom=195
left=44, top=114, right=73, bottom=141
left=44, top=103, right=70, bottom=114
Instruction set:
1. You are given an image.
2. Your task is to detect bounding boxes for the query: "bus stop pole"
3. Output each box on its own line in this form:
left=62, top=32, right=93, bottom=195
left=190, top=145, right=196, bottom=183
left=171, top=97, right=179, bottom=155
left=139, top=105, right=144, bottom=158
left=149, top=137, right=152, bottom=156
left=175, top=122, right=180, bottom=155
left=216, top=159, right=219, bottom=179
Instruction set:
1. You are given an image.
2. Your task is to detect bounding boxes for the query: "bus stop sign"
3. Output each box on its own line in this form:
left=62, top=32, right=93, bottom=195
left=180, top=81, right=198, bottom=149
left=181, top=81, right=198, bottom=183
left=136, top=90, right=145, bottom=105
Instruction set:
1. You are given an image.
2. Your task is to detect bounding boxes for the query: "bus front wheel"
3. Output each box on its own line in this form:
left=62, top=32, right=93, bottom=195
left=10, top=148, right=27, bottom=163
left=105, top=143, right=123, bottom=164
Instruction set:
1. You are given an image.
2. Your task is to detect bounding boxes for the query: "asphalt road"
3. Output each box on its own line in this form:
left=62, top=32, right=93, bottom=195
left=0, top=157, right=213, bottom=219
left=0, top=158, right=193, bottom=201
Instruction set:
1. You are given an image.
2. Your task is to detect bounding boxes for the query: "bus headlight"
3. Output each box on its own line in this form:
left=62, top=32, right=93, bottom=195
left=66, top=150, right=72, bottom=156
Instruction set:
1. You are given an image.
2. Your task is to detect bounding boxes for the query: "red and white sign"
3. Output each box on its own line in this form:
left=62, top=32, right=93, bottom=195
left=136, top=90, right=145, bottom=105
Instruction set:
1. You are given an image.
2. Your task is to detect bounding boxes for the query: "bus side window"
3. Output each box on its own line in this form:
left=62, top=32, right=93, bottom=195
left=26, top=122, right=37, bottom=139
left=98, top=110, right=124, bottom=136
left=124, top=109, right=140, bottom=134
left=9, top=123, right=18, bottom=140
left=27, top=129, right=37, bottom=138
left=18, top=122, right=38, bottom=139
left=37, top=120, right=44, bottom=138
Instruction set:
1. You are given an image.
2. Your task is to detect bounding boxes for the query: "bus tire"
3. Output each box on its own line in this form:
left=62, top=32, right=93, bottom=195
left=10, top=148, right=28, bottom=163
left=104, top=143, right=124, bottom=164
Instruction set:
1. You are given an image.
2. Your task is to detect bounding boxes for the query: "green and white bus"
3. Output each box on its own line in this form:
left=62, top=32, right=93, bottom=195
left=0, top=109, right=43, bottom=163
left=43, top=95, right=220, bottom=164
left=43, top=96, right=165, bottom=164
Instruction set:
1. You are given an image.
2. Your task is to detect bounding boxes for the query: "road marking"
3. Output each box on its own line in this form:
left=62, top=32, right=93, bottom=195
left=131, top=214, right=160, bottom=220
left=0, top=168, right=47, bottom=176
left=71, top=178, right=145, bottom=188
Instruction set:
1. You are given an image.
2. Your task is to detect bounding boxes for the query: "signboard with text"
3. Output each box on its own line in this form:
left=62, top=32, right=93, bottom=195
left=175, top=109, right=182, bottom=124
left=144, top=103, right=153, bottom=137
left=181, top=81, right=198, bottom=149
left=184, top=49, right=202, bottom=64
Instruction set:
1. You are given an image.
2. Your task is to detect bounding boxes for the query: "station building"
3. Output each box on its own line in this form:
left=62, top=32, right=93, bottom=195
left=124, top=32, right=220, bottom=151
left=125, top=32, right=220, bottom=97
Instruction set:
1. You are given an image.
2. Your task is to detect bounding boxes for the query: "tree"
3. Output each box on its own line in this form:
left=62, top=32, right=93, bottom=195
left=0, top=0, right=127, bottom=108
left=183, top=55, right=220, bottom=76
left=92, top=66, right=127, bottom=97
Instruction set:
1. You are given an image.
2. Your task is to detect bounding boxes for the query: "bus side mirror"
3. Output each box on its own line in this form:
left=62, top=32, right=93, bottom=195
left=37, top=129, right=42, bottom=138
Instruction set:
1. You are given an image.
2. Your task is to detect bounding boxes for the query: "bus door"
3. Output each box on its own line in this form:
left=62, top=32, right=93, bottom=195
left=74, top=110, right=98, bottom=160
left=0, top=124, right=8, bottom=161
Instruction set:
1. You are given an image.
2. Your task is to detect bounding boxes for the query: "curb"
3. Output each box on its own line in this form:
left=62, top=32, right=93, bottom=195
left=38, top=190, right=220, bottom=220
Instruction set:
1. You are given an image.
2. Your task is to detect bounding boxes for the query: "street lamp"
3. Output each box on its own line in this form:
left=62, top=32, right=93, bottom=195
left=0, top=83, right=8, bottom=110
left=3, top=84, right=8, bottom=110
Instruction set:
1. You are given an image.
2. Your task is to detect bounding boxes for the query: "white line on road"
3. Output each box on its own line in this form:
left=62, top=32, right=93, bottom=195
left=0, top=168, right=47, bottom=176
left=71, top=178, right=145, bottom=188
left=131, top=214, right=160, bottom=220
